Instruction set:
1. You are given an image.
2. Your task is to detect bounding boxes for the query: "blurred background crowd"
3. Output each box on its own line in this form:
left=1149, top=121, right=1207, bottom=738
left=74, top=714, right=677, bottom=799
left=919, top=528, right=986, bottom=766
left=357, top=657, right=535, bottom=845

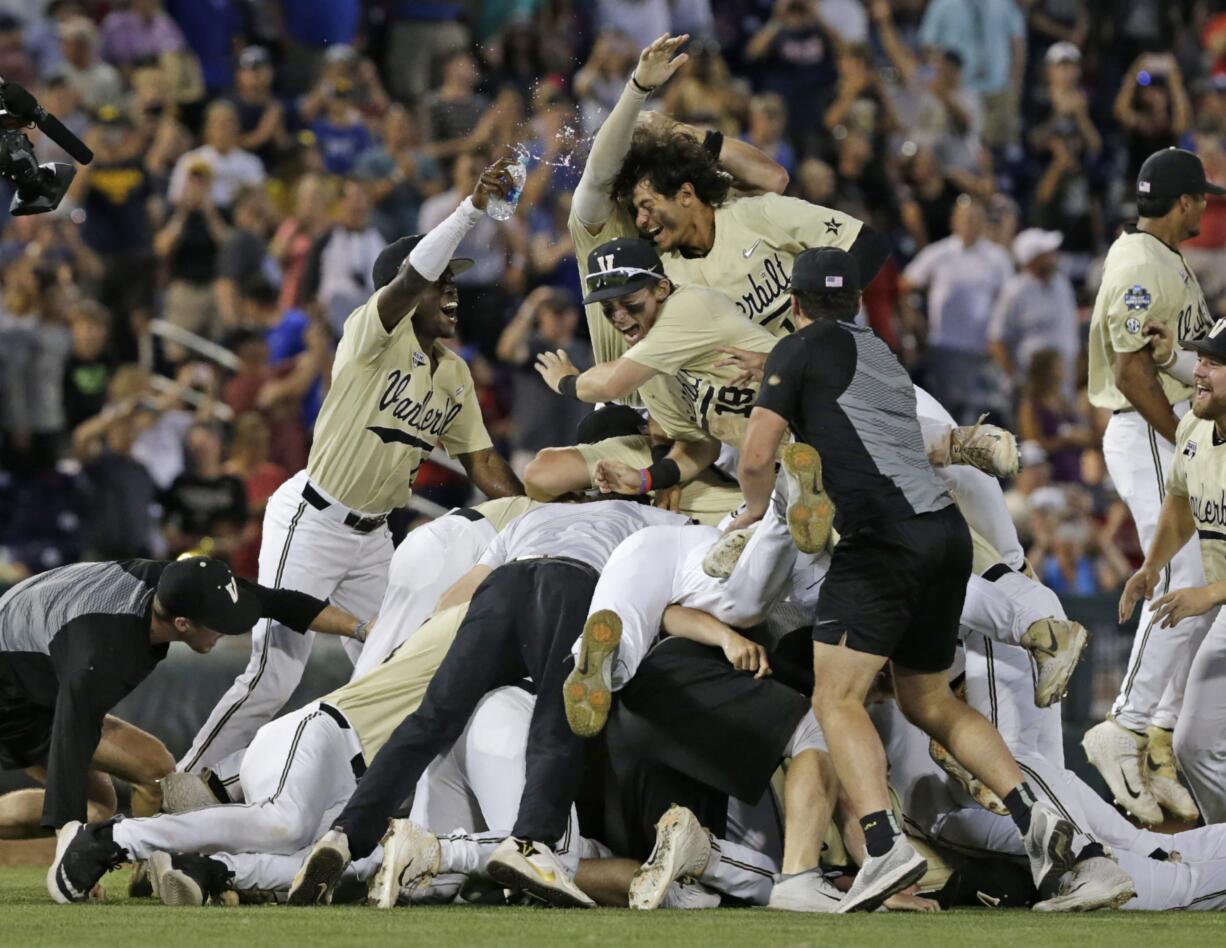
left=0, top=0, right=1222, bottom=624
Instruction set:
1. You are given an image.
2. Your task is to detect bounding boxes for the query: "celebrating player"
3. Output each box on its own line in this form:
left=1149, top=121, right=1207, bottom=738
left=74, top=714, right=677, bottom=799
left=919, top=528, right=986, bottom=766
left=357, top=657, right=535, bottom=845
left=177, top=159, right=525, bottom=790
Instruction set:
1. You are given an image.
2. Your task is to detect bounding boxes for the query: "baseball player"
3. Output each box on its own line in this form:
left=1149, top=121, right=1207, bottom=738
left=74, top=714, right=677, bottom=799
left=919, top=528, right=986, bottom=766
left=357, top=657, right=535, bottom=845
left=290, top=501, right=689, bottom=908
left=1083, top=147, right=1220, bottom=825
left=178, top=159, right=524, bottom=785
left=349, top=496, right=538, bottom=679
left=1117, top=317, right=1226, bottom=821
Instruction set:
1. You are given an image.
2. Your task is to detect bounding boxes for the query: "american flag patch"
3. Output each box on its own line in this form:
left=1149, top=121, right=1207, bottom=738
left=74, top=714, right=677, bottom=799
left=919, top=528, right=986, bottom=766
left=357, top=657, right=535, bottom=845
left=825, top=276, right=843, bottom=288
left=1139, top=181, right=1151, bottom=193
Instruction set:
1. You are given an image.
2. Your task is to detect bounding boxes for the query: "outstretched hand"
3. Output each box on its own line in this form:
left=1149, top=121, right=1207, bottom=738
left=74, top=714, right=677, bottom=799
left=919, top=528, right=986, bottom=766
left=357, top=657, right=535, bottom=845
left=471, top=157, right=516, bottom=211
left=633, top=33, right=690, bottom=90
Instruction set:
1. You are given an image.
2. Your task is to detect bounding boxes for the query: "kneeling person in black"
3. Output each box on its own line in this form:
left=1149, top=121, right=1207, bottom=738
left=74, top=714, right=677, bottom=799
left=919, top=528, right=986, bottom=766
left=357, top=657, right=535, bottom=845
left=732, top=248, right=1090, bottom=912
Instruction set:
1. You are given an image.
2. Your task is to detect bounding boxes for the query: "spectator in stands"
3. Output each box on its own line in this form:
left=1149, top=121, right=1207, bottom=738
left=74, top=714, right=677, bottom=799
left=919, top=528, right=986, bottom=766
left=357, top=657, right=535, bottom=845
left=31, top=70, right=88, bottom=169
left=163, top=0, right=243, bottom=95
left=823, top=42, right=899, bottom=155
left=300, top=180, right=384, bottom=332
left=574, top=30, right=637, bottom=136
left=595, top=0, right=669, bottom=51
left=271, top=173, right=333, bottom=311
left=223, top=410, right=288, bottom=580
left=215, top=185, right=275, bottom=330
left=1114, top=52, right=1192, bottom=185
left=1016, top=347, right=1094, bottom=485
left=168, top=100, right=266, bottom=209
left=918, top=0, right=1026, bottom=148
left=57, top=15, right=122, bottom=110
left=299, top=43, right=390, bottom=125
left=155, top=160, right=228, bottom=340
left=383, top=1, right=469, bottom=103
left=496, top=287, right=592, bottom=472
left=160, top=421, right=247, bottom=560
left=987, top=228, right=1080, bottom=392
left=306, top=77, right=374, bottom=176
left=99, top=0, right=186, bottom=75
left=527, top=191, right=580, bottom=301
left=900, top=194, right=1014, bottom=424
left=62, top=300, right=115, bottom=432
left=354, top=104, right=445, bottom=242
left=661, top=40, right=749, bottom=134
left=898, top=145, right=962, bottom=250
left=743, top=93, right=796, bottom=179
left=1025, top=0, right=1088, bottom=59
left=227, top=46, right=289, bottom=171
left=424, top=50, right=490, bottom=163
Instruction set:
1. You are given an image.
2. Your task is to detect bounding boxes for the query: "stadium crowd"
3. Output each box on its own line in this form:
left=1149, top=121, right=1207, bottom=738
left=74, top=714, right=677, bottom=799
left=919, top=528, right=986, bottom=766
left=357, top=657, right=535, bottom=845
left=0, top=0, right=1223, bottom=596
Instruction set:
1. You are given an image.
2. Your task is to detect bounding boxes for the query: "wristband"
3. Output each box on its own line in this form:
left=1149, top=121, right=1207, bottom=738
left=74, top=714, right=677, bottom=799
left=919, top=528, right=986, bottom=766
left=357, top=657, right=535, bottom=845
left=1158, top=348, right=1177, bottom=370
left=702, top=129, right=724, bottom=159
left=353, top=618, right=372, bottom=643
left=639, top=468, right=652, bottom=494
left=646, top=457, right=681, bottom=490
left=630, top=75, right=655, bottom=95
left=558, top=374, right=580, bottom=399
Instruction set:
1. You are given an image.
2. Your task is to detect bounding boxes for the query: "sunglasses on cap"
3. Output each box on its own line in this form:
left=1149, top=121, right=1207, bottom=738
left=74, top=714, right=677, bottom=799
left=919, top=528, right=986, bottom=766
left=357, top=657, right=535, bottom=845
left=583, top=266, right=662, bottom=291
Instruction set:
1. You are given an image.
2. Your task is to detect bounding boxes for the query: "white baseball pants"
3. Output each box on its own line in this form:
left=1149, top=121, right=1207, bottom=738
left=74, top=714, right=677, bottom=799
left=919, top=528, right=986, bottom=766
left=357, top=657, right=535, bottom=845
left=1174, top=607, right=1226, bottom=823
left=180, top=471, right=392, bottom=775
left=1102, top=408, right=1211, bottom=731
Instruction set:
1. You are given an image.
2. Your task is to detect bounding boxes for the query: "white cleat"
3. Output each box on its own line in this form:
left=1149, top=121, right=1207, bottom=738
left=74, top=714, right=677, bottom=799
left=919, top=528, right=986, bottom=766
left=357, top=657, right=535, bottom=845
left=1023, top=802, right=1077, bottom=898
left=781, top=443, right=835, bottom=554
left=368, top=819, right=441, bottom=909
left=945, top=416, right=1020, bottom=476
left=1021, top=618, right=1088, bottom=708
left=485, top=837, right=595, bottom=909
left=288, top=829, right=350, bottom=906
left=702, top=527, right=755, bottom=579
left=768, top=870, right=843, bottom=912
left=159, top=771, right=225, bottom=814
left=661, top=878, right=721, bottom=909
left=629, top=805, right=713, bottom=911
left=1032, top=856, right=1136, bottom=912
left=836, top=839, right=927, bottom=913
left=563, top=610, right=621, bottom=738
left=1081, top=720, right=1162, bottom=825
left=1146, top=726, right=1200, bottom=823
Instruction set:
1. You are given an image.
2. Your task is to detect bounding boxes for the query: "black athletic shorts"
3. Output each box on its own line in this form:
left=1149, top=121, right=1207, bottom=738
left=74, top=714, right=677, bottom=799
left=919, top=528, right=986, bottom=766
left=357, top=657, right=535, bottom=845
left=813, top=503, right=972, bottom=672
left=0, top=700, right=52, bottom=770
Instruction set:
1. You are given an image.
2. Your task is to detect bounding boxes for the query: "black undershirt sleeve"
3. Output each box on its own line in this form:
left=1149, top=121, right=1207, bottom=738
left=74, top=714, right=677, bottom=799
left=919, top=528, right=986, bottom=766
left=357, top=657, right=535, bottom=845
left=241, top=579, right=329, bottom=633
left=847, top=223, right=891, bottom=287
left=754, top=334, right=807, bottom=421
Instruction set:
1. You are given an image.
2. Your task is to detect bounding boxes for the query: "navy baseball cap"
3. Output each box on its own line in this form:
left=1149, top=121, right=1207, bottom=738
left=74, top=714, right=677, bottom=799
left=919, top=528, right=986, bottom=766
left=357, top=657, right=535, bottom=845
left=1137, top=148, right=1226, bottom=200
left=372, top=235, right=473, bottom=290
left=791, top=246, right=861, bottom=294
left=156, top=557, right=262, bottom=635
left=1182, top=317, right=1226, bottom=361
left=582, top=238, right=667, bottom=305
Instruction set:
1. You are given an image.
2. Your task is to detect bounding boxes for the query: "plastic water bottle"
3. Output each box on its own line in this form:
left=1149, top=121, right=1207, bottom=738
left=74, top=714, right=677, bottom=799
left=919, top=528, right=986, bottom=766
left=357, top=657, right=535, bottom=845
left=486, top=154, right=528, bottom=221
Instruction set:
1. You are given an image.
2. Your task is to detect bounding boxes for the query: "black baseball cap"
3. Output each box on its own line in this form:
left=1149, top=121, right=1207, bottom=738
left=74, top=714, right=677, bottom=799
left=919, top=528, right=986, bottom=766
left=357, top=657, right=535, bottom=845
left=156, top=557, right=262, bottom=635
left=1182, top=317, right=1226, bottom=361
left=791, top=246, right=861, bottom=294
left=371, top=235, right=474, bottom=290
left=1137, top=147, right=1226, bottom=200
left=576, top=404, right=647, bottom=444
left=582, top=238, right=667, bottom=305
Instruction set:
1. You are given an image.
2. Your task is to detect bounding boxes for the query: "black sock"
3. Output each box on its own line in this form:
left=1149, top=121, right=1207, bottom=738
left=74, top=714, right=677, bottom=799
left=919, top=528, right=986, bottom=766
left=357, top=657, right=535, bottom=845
left=860, top=810, right=900, bottom=858
left=1003, top=783, right=1038, bottom=835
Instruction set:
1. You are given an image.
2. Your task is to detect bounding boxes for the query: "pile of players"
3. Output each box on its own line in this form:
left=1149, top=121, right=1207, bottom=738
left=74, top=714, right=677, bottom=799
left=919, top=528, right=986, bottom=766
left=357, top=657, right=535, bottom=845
left=31, top=34, right=1226, bottom=915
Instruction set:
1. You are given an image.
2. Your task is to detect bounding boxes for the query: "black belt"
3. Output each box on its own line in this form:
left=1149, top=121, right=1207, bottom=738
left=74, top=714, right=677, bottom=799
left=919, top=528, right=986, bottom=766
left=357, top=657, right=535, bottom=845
left=451, top=507, right=486, bottom=522
left=981, top=562, right=1014, bottom=583
left=1112, top=408, right=1136, bottom=415
left=515, top=555, right=600, bottom=580
left=302, top=482, right=388, bottom=534
left=318, top=702, right=367, bottom=779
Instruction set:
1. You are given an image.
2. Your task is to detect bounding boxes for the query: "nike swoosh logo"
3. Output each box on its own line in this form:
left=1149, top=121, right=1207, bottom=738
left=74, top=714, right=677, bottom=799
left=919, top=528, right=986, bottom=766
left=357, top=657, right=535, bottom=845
left=528, top=862, right=557, bottom=884
left=1121, top=771, right=1143, bottom=799
left=742, top=239, right=762, bottom=258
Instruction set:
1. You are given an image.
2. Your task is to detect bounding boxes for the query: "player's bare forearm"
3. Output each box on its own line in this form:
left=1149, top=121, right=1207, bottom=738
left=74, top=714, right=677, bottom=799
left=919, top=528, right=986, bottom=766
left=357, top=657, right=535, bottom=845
left=460, top=448, right=525, bottom=498
left=1115, top=349, right=1179, bottom=444
left=576, top=358, right=658, bottom=402
left=376, top=266, right=432, bottom=331
left=668, top=435, right=722, bottom=482
left=1143, top=493, right=1197, bottom=575
left=437, top=565, right=493, bottom=613
left=309, top=603, right=362, bottom=639
left=717, top=136, right=789, bottom=194
left=662, top=606, right=732, bottom=647
left=737, top=407, right=789, bottom=522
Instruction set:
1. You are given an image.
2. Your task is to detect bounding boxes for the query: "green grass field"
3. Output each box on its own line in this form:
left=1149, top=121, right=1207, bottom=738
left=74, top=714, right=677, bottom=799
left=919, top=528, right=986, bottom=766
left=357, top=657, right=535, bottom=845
left=5, top=866, right=1226, bottom=948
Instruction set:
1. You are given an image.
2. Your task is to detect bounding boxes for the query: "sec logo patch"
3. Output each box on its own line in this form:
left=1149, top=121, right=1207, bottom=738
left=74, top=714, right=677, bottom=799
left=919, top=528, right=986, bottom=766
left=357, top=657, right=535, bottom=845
left=1125, top=317, right=1141, bottom=334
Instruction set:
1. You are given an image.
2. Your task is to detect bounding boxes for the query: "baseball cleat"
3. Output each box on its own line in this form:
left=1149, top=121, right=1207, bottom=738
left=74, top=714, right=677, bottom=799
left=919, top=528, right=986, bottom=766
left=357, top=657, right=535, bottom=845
left=661, top=878, right=721, bottom=908
left=160, top=770, right=226, bottom=814
left=368, top=818, right=441, bottom=909
left=148, top=851, right=235, bottom=906
left=702, top=526, right=755, bottom=579
left=1032, top=856, right=1136, bottom=912
left=1081, top=720, right=1162, bottom=825
left=781, top=443, right=835, bottom=554
left=288, top=829, right=350, bottom=906
left=1146, top=726, right=1200, bottom=823
left=929, top=739, right=1007, bottom=815
left=485, top=837, right=595, bottom=909
left=946, top=416, right=1020, bottom=476
left=1023, top=802, right=1077, bottom=898
left=563, top=610, right=622, bottom=738
left=47, top=819, right=126, bottom=904
left=1022, top=618, right=1088, bottom=708
left=629, top=804, right=713, bottom=911
left=836, top=838, right=927, bottom=913
left=768, top=869, right=843, bottom=912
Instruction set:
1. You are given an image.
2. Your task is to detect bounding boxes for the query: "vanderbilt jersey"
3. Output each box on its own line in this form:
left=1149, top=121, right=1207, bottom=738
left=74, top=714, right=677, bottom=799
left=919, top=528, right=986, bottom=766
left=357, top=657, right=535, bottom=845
left=1088, top=229, right=1214, bottom=411
left=624, top=284, right=778, bottom=447
left=306, top=288, right=492, bottom=514
left=1167, top=411, right=1226, bottom=585
left=570, top=204, right=638, bottom=366
left=661, top=193, right=862, bottom=337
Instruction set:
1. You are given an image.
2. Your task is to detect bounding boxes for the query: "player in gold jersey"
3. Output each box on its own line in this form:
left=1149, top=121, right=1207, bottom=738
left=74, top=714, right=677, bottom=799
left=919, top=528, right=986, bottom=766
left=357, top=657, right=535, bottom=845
left=178, top=159, right=524, bottom=788
left=1119, top=318, right=1226, bottom=822
left=1082, top=148, right=1221, bottom=826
